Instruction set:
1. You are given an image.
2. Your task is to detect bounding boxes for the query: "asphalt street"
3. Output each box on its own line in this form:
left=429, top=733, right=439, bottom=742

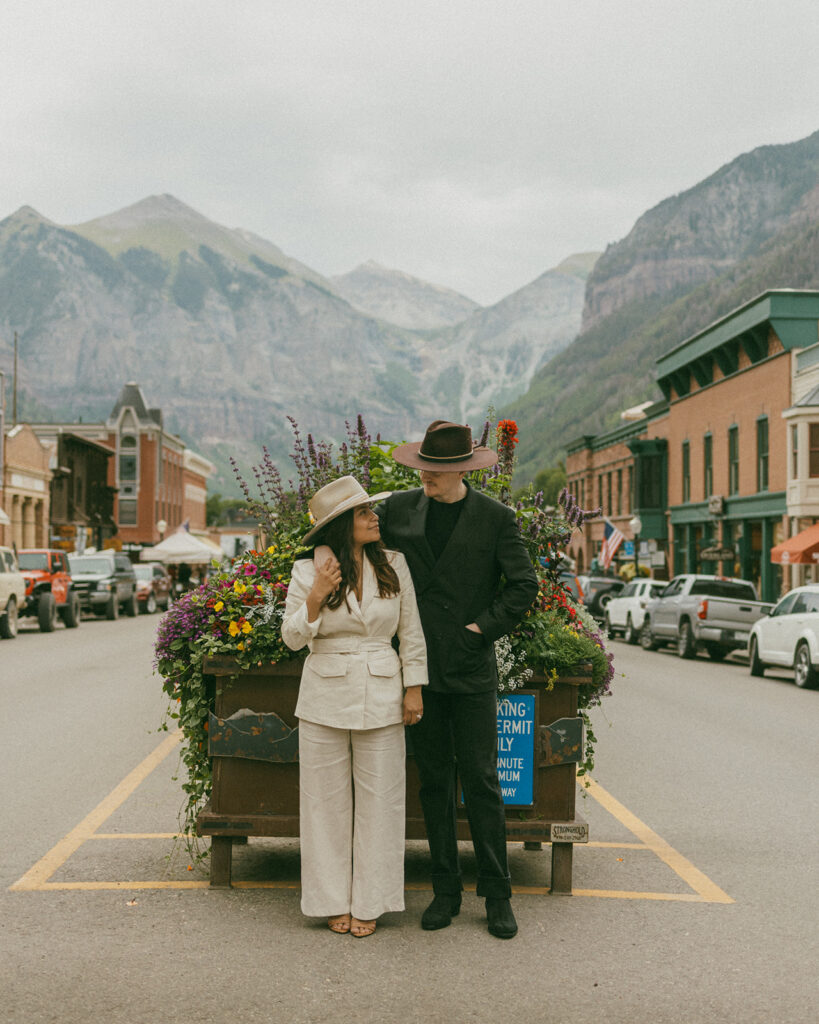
left=1, top=612, right=817, bottom=1024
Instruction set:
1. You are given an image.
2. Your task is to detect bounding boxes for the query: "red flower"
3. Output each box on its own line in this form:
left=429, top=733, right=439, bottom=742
left=496, top=419, right=519, bottom=447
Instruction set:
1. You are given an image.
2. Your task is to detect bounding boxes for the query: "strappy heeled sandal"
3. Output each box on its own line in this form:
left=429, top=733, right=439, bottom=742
left=328, top=914, right=351, bottom=934
left=350, top=917, right=377, bottom=938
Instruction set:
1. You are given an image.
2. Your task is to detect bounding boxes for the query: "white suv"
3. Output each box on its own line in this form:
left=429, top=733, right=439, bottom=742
left=748, top=584, right=819, bottom=688
left=604, top=578, right=668, bottom=644
left=0, top=546, right=26, bottom=639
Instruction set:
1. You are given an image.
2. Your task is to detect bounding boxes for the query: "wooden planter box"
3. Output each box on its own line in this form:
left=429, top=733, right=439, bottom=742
left=196, top=656, right=591, bottom=893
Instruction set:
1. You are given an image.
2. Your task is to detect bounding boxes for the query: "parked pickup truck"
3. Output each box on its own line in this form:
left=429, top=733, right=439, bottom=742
left=639, top=574, right=773, bottom=661
left=0, top=545, right=27, bottom=639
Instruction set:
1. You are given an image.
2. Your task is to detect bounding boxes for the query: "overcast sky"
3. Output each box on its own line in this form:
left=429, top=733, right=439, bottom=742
left=2, top=0, right=817, bottom=305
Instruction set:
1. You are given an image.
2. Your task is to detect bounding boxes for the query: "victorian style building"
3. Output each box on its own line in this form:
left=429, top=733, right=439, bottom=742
left=29, top=382, right=214, bottom=555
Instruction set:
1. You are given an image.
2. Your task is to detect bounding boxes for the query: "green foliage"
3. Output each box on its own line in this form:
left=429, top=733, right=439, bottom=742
left=509, top=585, right=613, bottom=778
left=156, top=544, right=304, bottom=848
left=119, top=247, right=170, bottom=289
left=250, top=254, right=287, bottom=279
left=515, top=462, right=566, bottom=507
left=199, top=245, right=262, bottom=310
left=171, top=253, right=212, bottom=314
left=61, top=231, right=124, bottom=291
left=374, top=362, right=420, bottom=414
left=206, top=493, right=255, bottom=527
left=159, top=414, right=614, bottom=849
left=0, top=224, right=63, bottom=322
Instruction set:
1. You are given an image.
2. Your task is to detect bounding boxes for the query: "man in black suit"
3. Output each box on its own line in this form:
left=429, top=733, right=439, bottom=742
left=379, top=420, right=538, bottom=939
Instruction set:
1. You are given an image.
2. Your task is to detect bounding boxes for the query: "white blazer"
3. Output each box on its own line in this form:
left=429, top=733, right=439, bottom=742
left=281, top=550, right=428, bottom=730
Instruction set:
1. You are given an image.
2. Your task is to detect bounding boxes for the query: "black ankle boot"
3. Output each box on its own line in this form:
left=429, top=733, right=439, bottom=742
left=421, top=893, right=462, bottom=931
left=486, top=898, right=517, bottom=939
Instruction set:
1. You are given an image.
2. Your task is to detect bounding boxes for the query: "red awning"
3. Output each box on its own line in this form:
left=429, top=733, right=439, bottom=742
left=770, top=522, right=819, bottom=565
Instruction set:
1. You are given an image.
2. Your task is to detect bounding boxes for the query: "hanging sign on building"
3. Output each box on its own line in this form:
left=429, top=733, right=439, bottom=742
left=700, top=545, right=735, bottom=560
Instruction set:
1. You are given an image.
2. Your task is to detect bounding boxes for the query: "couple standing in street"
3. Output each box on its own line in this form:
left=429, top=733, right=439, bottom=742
left=282, top=420, right=538, bottom=939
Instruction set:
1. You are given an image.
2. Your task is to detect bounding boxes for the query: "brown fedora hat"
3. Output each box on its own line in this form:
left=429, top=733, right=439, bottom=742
left=391, top=420, right=498, bottom=472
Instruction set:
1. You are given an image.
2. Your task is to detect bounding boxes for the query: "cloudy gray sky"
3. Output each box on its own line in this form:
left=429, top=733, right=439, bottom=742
left=2, top=0, right=817, bottom=304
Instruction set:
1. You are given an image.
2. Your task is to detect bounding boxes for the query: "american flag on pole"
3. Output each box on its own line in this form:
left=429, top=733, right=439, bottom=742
left=600, top=518, right=624, bottom=569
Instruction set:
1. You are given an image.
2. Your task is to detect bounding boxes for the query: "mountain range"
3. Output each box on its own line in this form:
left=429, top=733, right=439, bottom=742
left=0, top=195, right=594, bottom=490
left=508, top=128, right=819, bottom=480
left=1, top=128, right=818, bottom=493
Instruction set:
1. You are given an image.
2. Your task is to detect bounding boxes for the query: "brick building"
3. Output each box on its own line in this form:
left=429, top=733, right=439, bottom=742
left=566, top=291, right=819, bottom=603
left=31, top=382, right=213, bottom=554
left=47, top=433, right=116, bottom=553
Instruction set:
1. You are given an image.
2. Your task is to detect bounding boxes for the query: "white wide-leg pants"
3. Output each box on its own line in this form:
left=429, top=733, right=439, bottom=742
left=298, top=719, right=406, bottom=920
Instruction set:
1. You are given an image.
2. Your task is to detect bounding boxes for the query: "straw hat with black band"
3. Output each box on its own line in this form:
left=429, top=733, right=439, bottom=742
left=301, top=475, right=392, bottom=544
left=391, top=420, right=498, bottom=472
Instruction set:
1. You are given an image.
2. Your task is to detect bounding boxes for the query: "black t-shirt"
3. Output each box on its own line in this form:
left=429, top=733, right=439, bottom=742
left=425, top=495, right=466, bottom=560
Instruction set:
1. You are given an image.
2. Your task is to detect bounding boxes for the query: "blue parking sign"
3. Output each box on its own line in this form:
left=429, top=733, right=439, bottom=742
left=496, top=693, right=535, bottom=805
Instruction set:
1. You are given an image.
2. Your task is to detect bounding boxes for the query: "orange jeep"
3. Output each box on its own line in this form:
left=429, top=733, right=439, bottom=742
left=17, top=549, right=81, bottom=631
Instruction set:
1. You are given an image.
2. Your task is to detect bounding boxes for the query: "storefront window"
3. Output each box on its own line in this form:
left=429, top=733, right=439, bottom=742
left=703, top=434, right=713, bottom=498
left=809, top=424, right=819, bottom=477
left=682, top=441, right=690, bottom=502
left=791, top=425, right=798, bottom=480
left=757, top=418, right=769, bottom=492
left=673, top=525, right=686, bottom=575
left=728, top=426, right=739, bottom=495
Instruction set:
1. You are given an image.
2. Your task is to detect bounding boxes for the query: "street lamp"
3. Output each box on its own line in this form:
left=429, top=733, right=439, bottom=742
left=157, top=518, right=167, bottom=542
left=629, top=514, right=642, bottom=577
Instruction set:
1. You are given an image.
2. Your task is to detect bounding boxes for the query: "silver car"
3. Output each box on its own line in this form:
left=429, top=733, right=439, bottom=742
left=748, top=584, right=819, bottom=688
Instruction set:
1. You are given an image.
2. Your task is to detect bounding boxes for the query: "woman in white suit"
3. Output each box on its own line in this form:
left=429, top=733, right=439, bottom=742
left=281, top=476, right=427, bottom=938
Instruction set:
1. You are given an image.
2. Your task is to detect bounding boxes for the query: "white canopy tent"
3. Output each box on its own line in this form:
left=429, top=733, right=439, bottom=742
left=140, top=530, right=224, bottom=565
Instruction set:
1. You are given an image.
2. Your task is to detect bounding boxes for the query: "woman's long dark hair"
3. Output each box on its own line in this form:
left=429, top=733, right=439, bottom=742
left=313, top=507, right=400, bottom=610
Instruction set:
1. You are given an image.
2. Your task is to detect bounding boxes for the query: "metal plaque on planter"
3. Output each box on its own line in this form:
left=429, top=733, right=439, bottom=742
left=208, top=708, right=299, bottom=763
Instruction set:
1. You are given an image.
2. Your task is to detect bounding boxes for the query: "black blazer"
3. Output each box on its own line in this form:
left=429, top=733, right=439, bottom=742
left=378, top=484, right=538, bottom=693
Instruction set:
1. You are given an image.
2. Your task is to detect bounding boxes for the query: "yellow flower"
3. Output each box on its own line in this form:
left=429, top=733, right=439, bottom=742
left=233, top=581, right=247, bottom=595
left=267, top=544, right=277, bottom=554
left=237, top=642, right=245, bottom=651
left=241, top=621, right=252, bottom=634
left=214, top=601, right=224, bottom=612
left=229, top=621, right=240, bottom=637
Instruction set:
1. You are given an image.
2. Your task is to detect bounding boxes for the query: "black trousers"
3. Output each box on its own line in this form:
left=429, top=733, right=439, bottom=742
left=411, top=689, right=511, bottom=899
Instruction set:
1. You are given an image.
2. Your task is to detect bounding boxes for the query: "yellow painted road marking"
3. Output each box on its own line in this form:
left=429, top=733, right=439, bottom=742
left=9, top=731, right=182, bottom=892
left=30, top=880, right=210, bottom=891
left=581, top=775, right=734, bottom=904
left=28, top=880, right=705, bottom=898
left=89, top=833, right=183, bottom=840
left=9, top=737, right=733, bottom=904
